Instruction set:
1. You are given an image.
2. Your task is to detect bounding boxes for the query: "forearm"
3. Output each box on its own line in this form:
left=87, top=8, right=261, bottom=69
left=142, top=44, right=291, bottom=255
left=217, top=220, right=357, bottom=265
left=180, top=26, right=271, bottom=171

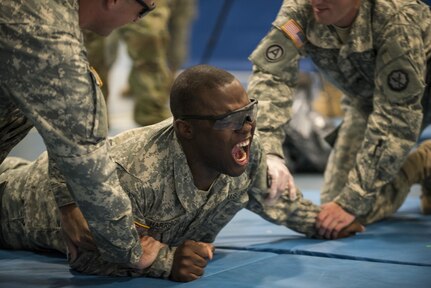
left=248, top=156, right=320, bottom=237
left=248, top=67, right=294, bottom=157
left=69, top=245, right=176, bottom=278
left=248, top=20, right=302, bottom=157
left=250, top=187, right=320, bottom=237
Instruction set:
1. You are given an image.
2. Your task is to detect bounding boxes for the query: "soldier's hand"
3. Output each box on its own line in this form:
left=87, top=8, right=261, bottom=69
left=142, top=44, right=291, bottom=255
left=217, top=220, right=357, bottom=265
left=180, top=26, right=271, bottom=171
left=334, top=220, right=365, bottom=239
left=170, top=240, right=214, bottom=282
left=316, top=202, right=356, bottom=239
left=60, top=204, right=96, bottom=261
left=266, top=154, right=297, bottom=205
left=132, top=236, right=166, bottom=270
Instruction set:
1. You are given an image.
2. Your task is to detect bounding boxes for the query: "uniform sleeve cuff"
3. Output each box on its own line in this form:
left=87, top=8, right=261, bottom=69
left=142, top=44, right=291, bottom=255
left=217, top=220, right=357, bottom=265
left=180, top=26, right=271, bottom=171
left=334, top=186, right=375, bottom=218
left=144, top=246, right=176, bottom=279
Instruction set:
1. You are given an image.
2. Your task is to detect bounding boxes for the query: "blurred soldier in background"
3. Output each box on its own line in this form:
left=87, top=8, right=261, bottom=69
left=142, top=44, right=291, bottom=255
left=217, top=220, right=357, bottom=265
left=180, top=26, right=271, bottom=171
left=84, top=0, right=197, bottom=126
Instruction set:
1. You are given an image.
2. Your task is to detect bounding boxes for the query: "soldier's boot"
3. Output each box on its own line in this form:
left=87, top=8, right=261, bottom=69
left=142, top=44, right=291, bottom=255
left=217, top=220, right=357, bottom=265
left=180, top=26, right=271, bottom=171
left=401, top=140, right=431, bottom=214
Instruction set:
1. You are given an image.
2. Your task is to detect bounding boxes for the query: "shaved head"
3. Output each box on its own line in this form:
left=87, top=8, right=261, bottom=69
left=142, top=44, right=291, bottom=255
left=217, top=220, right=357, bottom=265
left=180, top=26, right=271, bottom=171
left=170, top=65, right=236, bottom=118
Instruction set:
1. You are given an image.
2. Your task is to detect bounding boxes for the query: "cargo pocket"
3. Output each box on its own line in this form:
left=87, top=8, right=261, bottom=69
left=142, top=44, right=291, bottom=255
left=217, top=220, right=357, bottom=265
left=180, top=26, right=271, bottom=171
left=88, top=66, right=108, bottom=141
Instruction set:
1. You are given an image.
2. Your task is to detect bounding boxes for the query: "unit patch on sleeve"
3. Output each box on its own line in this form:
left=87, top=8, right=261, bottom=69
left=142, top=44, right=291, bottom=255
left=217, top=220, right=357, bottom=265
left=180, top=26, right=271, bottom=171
left=387, top=69, right=409, bottom=92
left=265, top=44, right=284, bottom=62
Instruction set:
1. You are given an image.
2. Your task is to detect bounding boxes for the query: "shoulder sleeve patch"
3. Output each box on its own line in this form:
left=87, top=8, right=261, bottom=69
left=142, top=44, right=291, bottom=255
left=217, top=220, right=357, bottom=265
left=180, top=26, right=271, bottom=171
left=249, top=27, right=301, bottom=84
left=378, top=58, right=425, bottom=104
left=279, top=19, right=306, bottom=49
left=387, top=69, right=409, bottom=92
left=265, top=44, right=285, bottom=62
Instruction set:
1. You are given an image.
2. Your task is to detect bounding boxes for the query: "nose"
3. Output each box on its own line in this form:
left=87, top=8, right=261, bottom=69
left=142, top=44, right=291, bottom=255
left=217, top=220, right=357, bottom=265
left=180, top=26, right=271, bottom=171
left=236, top=118, right=255, bottom=134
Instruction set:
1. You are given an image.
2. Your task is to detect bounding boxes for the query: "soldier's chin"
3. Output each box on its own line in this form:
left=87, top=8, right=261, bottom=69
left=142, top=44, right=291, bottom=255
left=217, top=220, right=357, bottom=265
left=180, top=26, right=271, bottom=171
left=226, top=166, right=248, bottom=177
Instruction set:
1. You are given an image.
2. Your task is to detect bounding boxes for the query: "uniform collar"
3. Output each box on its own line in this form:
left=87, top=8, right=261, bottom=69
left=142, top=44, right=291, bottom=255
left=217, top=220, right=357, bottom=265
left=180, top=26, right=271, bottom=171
left=344, top=0, right=374, bottom=54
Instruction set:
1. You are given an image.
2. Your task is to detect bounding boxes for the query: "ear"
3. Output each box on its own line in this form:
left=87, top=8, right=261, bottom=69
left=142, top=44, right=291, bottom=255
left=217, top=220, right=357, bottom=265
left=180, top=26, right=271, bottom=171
left=174, top=119, right=194, bottom=140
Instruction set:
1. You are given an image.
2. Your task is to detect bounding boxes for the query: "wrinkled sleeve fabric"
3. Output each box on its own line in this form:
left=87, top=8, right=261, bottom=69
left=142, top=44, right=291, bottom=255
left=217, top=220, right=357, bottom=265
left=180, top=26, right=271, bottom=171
left=245, top=139, right=320, bottom=237
left=335, top=7, right=427, bottom=217
left=70, top=245, right=176, bottom=279
left=247, top=0, right=307, bottom=157
left=0, top=0, right=141, bottom=264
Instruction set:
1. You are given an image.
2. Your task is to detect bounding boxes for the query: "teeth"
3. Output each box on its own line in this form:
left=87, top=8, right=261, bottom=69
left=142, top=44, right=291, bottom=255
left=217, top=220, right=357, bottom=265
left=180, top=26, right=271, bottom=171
left=236, top=139, right=250, bottom=148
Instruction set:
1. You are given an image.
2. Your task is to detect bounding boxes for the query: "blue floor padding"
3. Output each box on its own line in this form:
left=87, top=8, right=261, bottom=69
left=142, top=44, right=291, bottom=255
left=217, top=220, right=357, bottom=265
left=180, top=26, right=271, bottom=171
left=0, top=249, right=276, bottom=288
left=419, top=126, right=431, bottom=142
left=296, top=215, right=431, bottom=265
left=216, top=190, right=431, bottom=266
left=1, top=188, right=430, bottom=287
left=2, top=249, right=430, bottom=287
left=179, top=254, right=431, bottom=288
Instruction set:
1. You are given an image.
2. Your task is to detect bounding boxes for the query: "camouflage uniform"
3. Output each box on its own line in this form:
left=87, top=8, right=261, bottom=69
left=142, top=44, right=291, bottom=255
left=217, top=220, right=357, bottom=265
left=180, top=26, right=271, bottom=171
left=167, top=0, right=197, bottom=72
left=0, top=119, right=320, bottom=278
left=83, top=31, right=114, bottom=100
left=120, top=0, right=173, bottom=126
left=0, top=0, right=141, bottom=264
left=248, top=0, right=431, bottom=222
left=84, top=0, right=194, bottom=126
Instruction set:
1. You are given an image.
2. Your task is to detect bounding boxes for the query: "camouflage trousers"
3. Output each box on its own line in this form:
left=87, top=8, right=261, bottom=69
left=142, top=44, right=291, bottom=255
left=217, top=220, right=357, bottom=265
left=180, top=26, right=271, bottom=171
left=321, top=60, right=431, bottom=224
left=0, top=156, right=66, bottom=254
left=166, top=0, right=197, bottom=72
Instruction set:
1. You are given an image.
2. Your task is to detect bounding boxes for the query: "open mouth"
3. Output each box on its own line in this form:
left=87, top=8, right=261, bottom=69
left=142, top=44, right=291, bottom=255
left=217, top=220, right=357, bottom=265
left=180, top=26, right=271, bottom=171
left=232, top=139, right=251, bottom=166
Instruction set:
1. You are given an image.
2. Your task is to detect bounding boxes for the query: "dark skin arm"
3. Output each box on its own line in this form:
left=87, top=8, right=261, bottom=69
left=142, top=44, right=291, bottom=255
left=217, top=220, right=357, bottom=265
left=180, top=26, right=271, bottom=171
left=170, top=240, right=215, bottom=282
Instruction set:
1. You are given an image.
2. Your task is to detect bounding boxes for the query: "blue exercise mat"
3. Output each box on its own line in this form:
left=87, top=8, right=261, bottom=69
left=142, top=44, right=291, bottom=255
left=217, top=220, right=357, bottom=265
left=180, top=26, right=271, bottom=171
left=247, top=214, right=431, bottom=266
left=0, top=249, right=276, bottom=288
left=2, top=186, right=430, bottom=287
left=176, top=254, right=431, bottom=288
left=216, top=190, right=431, bottom=266
left=2, top=249, right=430, bottom=288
